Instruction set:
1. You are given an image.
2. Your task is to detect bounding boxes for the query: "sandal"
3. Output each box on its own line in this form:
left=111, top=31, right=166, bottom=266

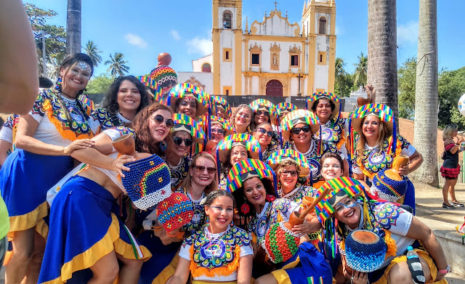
left=452, top=201, right=465, bottom=207
left=442, top=202, right=455, bottom=209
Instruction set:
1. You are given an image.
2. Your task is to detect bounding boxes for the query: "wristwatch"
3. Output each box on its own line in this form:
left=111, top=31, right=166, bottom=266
left=438, top=265, right=451, bottom=275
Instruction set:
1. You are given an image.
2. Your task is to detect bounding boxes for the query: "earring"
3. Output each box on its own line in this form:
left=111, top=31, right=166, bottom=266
left=240, top=203, right=250, bottom=215
left=55, top=77, right=62, bottom=92
left=266, top=194, right=276, bottom=202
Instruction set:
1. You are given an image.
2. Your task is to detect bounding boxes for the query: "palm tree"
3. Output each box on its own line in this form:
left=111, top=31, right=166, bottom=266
left=353, top=52, right=367, bottom=88
left=66, top=0, right=81, bottom=54
left=367, top=0, right=398, bottom=119
left=413, top=0, right=438, bottom=186
left=85, top=41, right=102, bottom=66
left=105, top=53, right=129, bottom=77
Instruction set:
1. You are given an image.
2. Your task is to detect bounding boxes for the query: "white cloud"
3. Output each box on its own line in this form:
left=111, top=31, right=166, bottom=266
left=171, top=29, right=181, bottom=41
left=397, top=21, right=418, bottom=46
left=124, top=33, right=148, bottom=48
left=186, top=37, right=213, bottom=55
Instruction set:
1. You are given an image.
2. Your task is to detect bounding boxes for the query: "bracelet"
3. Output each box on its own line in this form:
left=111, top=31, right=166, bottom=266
left=438, top=265, right=450, bottom=275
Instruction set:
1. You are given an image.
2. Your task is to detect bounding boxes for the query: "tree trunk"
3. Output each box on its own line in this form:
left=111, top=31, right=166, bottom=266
left=413, top=0, right=438, bottom=186
left=66, top=0, right=81, bottom=55
left=367, top=0, right=398, bottom=120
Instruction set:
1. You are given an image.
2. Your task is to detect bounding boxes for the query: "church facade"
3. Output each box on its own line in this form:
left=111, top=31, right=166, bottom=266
left=178, top=0, right=336, bottom=97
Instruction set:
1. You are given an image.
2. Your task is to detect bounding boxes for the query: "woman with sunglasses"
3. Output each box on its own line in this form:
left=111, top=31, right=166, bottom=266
left=91, top=75, right=150, bottom=131
left=231, top=104, right=253, bottom=134
left=253, top=122, right=280, bottom=161
left=176, top=152, right=218, bottom=236
left=315, top=176, right=448, bottom=284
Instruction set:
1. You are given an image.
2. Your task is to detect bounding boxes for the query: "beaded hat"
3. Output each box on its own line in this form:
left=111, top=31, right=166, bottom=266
left=280, top=109, right=320, bottom=142
left=314, top=177, right=364, bottom=224
left=349, top=103, right=394, bottom=133
left=266, top=149, right=311, bottom=178
left=172, top=113, right=206, bottom=144
left=211, top=96, right=232, bottom=117
left=275, top=102, right=297, bottom=117
left=149, top=65, right=178, bottom=89
left=198, top=115, right=234, bottom=141
left=371, top=170, right=408, bottom=203
left=167, top=83, right=210, bottom=117
left=122, top=154, right=172, bottom=210
left=262, top=221, right=300, bottom=264
left=226, top=159, right=277, bottom=194
left=156, top=192, right=194, bottom=233
left=306, top=91, right=341, bottom=120
left=344, top=230, right=387, bottom=272
left=216, top=133, right=262, bottom=165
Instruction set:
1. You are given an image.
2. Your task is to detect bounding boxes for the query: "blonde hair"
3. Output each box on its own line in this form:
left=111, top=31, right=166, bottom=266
left=230, top=104, right=253, bottom=132
left=180, top=152, right=218, bottom=194
left=355, top=115, right=391, bottom=157
left=442, top=124, right=458, bottom=141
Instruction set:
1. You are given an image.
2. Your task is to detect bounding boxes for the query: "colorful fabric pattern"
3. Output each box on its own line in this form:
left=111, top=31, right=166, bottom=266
left=211, top=96, right=232, bottom=117
left=91, top=108, right=126, bottom=130
left=157, top=192, right=194, bottom=233
left=175, top=187, right=206, bottom=236
left=149, top=65, right=178, bottom=89
left=217, top=133, right=261, bottom=153
left=275, top=102, right=297, bottom=117
left=173, top=113, right=205, bottom=141
left=226, top=159, right=276, bottom=194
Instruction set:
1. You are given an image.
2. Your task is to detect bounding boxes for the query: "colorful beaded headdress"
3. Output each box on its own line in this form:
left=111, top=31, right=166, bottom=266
left=344, top=230, right=387, bottom=272
left=216, top=133, right=262, bottom=169
left=249, top=99, right=277, bottom=124
left=172, top=113, right=206, bottom=144
left=149, top=65, right=177, bottom=89
left=276, top=102, right=297, bottom=117
left=263, top=222, right=300, bottom=264
left=314, top=177, right=364, bottom=224
left=306, top=91, right=341, bottom=120
left=280, top=109, right=320, bottom=142
left=122, top=154, right=172, bottom=210
left=226, top=159, right=277, bottom=194
left=266, top=149, right=312, bottom=177
left=137, top=75, right=167, bottom=103
left=198, top=115, right=234, bottom=141
left=156, top=192, right=194, bottom=233
left=167, top=83, right=210, bottom=117
left=211, top=96, right=232, bottom=117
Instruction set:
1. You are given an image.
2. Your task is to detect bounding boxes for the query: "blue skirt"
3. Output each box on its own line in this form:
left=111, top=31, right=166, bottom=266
left=38, top=176, right=151, bottom=283
left=0, top=149, right=73, bottom=235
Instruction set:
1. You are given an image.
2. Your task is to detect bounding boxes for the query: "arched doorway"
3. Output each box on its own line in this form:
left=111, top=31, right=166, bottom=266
left=266, top=80, right=283, bottom=97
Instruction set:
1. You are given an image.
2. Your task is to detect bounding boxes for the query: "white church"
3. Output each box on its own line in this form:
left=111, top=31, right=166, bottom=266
left=178, top=0, right=336, bottom=97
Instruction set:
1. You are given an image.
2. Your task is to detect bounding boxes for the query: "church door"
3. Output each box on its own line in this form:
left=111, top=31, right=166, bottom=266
left=266, top=80, right=283, bottom=97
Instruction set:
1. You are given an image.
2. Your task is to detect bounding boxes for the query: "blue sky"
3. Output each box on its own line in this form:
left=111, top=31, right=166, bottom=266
left=31, top=0, right=465, bottom=77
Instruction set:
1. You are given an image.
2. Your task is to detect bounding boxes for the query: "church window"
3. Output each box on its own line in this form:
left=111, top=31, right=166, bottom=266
left=319, top=17, right=327, bottom=34
left=201, top=63, right=211, bottom=72
left=290, top=55, right=299, bottom=66
left=223, top=48, right=232, bottom=62
left=318, top=51, right=327, bottom=65
left=223, top=11, right=232, bottom=29
left=251, top=54, right=260, bottom=65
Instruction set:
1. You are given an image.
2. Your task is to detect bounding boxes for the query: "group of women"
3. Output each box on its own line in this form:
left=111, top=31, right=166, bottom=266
left=0, top=53, right=450, bottom=284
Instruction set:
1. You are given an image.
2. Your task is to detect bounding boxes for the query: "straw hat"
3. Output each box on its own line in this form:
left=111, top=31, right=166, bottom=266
left=306, top=91, right=341, bottom=120
left=266, top=149, right=311, bottom=178
left=349, top=103, right=394, bottom=134
left=211, top=96, right=232, bottom=117
left=280, top=109, right=320, bottom=142
left=226, top=159, right=276, bottom=194
left=275, top=102, right=297, bottom=117
left=216, top=133, right=262, bottom=164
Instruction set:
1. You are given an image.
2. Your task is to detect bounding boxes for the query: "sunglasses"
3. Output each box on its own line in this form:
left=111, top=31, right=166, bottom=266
left=211, top=128, right=225, bottom=135
left=154, top=114, right=174, bottom=127
left=291, top=125, right=311, bottom=135
left=193, top=165, right=216, bottom=174
left=256, top=110, right=269, bottom=116
left=256, top=128, right=273, bottom=137
left=173, top=136, right=193, bottom=146
left=282, top=170, right=298, bottom=176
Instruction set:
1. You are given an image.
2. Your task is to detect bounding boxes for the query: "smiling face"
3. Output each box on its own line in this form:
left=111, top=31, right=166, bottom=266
left=148, top=109, right=172, bottom=142
left=334, top=197, right=361, bottom=229
left=170, top=131, right=192, bottom=157
left=254, top=110, right=270, bottom=125
left=234, top=108, right=252, bottom=131
left=321, top=157, right=343, bottom=181
left=190, top=157, right=216, bottom=188
left=243, top=177, right=267, bottom=210
left=210, top=124, right=225, bottom=143
left=278, top=164, right=298, bottom=194
left=205, top=195, right=234, bottom=234
left=117, top=80, right=141, bottom=116
left=59, top=61, right=92, bottom=96
left=229, top=145, right=248, bottom=166
left=177, top=96, right=197, bottom=118
left=315, top=98, right=333, bottom=123
left=291, top=123, right=312, bottom=146
left=253, top=124, right=272, bottom=147
left=362, top=115, right=381, bottom=141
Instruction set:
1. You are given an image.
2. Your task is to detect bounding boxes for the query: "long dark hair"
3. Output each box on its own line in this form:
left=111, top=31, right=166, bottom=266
left=102, top=75, right=150, bottom=121
left=232, top=177, right=275, bottom=219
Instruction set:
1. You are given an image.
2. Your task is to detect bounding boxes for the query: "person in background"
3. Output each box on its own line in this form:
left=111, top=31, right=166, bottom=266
left=440, top=124, right=464, bottom=208
left=253, top=122, right=280, bottom=161
left=0, top=0, right=38, bottom=114
left=231, top=104, right=253, bottom=134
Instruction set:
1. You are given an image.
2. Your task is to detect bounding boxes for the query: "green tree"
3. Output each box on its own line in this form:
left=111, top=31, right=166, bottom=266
left=334, top=57, right=353, bottom=97
left=25, top=3, right=66, bottom=75
left=105, top=53, right=129, bottom=77
left=86, top=74, right=113, bottom=94
left=397, top=58, right=417, bottom=119
left=439, top=67, right=465, bottom=128
left=85, top=41, right=102, bottom=67
left=353, top=52, right=367, bottom=89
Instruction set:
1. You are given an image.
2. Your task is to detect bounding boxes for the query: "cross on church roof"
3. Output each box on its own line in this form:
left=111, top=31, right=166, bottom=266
left=274, top=0, right=278, bottom=11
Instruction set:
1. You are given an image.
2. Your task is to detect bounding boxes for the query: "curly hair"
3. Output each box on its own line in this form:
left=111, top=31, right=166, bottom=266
left=132, top=103, right=172, bottom=155
left=230, top=104, right=253, bottom=132
left=102, top=75, right=150, bottom=118
left=276, top=159, right=301, bottom=177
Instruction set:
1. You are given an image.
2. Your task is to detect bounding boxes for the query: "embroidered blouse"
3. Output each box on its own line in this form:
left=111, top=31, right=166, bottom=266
left=278, top=184, right=315, bottom=205
left=168, top=157, right=190, bottom=190
left=313, top=118, right=348, bottom=159
left=91, top=108, right=132, bottom=131
left=283, top=140, right=322, bottom=184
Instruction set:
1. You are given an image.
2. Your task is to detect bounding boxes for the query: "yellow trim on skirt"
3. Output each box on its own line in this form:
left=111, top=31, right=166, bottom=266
left=8, top=201, right=48, bottom=236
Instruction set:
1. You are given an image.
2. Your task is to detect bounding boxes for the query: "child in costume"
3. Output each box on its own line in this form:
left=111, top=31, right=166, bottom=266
left=315, top=176, right=449, bottom=284
left=168, top=190, right=253, bottom=284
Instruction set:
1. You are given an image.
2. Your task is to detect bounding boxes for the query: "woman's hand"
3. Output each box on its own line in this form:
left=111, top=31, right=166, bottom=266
left=291, top=213, right=321, bottom=235
left=111, top=154, right=135, bottom=178
left=63, top=139, right=95, bottom=155
left=350, top=271, right=368, bottom=284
